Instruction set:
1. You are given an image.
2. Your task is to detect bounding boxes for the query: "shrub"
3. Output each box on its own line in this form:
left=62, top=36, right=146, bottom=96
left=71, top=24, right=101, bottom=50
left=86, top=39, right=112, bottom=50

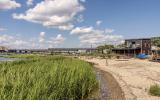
left=149, top=84, right=160, bottom=96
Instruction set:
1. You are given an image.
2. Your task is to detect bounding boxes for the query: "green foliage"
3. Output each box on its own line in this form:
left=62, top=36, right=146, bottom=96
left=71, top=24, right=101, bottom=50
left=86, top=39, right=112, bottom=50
left=152, top=37, right=160, bottom=47
left=0, top=55, right=97, bottom=100
left=2, top=54, right=38, bottom=59
left=117, top=43, right=126, bottom=48
left=97, top=44, right=114, bottom=54
left=149, top=84, right=160, bottom=96
left=97, top=44, right=114, bottom=50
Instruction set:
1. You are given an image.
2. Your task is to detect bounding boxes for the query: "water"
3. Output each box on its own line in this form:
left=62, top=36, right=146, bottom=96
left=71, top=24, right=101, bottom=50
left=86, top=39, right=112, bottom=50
left=0, top=57, right=18, bottom=61
left=86, top=68, right=108, bottom=100
left=95, top=68, right=108, bottom=100
left=93, top=68, right=126, bottom=100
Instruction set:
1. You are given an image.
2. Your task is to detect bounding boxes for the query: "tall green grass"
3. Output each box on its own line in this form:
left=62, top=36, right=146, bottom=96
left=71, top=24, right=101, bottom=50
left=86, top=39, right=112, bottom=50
left=0, top=56, right=97, bottom=100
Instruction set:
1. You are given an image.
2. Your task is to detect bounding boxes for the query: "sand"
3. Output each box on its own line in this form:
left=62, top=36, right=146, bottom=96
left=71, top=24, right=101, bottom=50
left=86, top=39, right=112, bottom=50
left=81, top=57, right=160, bottom=100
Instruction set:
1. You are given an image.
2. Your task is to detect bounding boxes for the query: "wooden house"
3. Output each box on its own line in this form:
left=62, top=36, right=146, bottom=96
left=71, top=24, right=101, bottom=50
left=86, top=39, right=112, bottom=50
left=112, top=38, right=151, bottom=57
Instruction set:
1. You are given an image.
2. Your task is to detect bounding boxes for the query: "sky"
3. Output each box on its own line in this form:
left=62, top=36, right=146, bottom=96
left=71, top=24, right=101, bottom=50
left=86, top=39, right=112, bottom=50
left=0, top=0, right=160, bottom=49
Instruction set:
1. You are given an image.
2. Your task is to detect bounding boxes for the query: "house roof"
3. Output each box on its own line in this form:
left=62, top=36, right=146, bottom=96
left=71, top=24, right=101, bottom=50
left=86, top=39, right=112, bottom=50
left=112, top=47, right=141, bottom=51
left=125, top=38, right=151, bottom=41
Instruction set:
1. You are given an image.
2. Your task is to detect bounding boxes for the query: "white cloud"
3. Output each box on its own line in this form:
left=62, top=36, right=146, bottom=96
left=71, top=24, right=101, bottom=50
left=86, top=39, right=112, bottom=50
left=39, top=32, right=45, bottom=43
left=0, top=34, right=29, bottom=49
left=80, top=0, right=86, bottom=3
left=48, top=34, right=65, bottom=47
left=13, top=0, right=85, bottom=30
left=105, top=28, right=114, bottom=33
left=27, top=0, right=33, bottom=6
left=0, top=33, right=66, bottom=49
left=0, top=34, right=14, bottom=42
left=96, top=20, right=102, bottom=26
left=58, top=24, right=74, bottom=30
left=0, top=0, right=21, bottom=10
left=70, top=26, right=94, bottom=35
left=40, top=31, right=45, bottom=36
left=14, top=40, right=28, bottom=46
left=0, top=27, right=7, bottom=31
left=77, top=14, right=84, bottom=23
left=71, top=26, right=123, bottom=46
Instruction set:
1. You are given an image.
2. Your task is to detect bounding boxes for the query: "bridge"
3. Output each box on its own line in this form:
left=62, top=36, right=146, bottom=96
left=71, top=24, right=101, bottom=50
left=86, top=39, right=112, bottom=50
left=6, top=48, right=97, bottom=54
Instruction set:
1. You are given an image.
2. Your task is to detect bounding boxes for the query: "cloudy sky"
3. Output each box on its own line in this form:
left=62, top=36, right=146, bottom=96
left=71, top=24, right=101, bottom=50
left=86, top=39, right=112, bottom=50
left=0, top=0, right=160, bottom=49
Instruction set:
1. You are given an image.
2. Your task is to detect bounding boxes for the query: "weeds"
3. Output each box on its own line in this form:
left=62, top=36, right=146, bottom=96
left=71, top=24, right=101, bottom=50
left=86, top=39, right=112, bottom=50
left=149, top=84, right=160, bottom=96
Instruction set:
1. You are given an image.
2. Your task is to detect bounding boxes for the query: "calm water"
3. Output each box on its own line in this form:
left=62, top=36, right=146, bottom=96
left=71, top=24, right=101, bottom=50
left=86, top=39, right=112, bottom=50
left=87, top=68, right=108, bottom=100
left=95, top=68, right=108, bottom=100
left=0, top=57, right=18, bottom=61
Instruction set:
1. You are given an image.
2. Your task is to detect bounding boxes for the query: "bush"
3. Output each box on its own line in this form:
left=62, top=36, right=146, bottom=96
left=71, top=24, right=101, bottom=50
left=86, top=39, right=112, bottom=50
left=149, top=84, right=160, bottom=96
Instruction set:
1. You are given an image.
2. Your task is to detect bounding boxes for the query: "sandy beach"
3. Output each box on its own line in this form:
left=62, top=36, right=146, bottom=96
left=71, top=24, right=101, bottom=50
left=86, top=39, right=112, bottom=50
left=81, top=57, right=160, bottom=100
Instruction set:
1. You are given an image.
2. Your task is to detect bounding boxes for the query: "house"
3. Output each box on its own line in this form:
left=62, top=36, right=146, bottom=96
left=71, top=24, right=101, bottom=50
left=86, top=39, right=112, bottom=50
left=0, top=46, right=8, bottom=53
left=112, top=38, right=151, bottom=57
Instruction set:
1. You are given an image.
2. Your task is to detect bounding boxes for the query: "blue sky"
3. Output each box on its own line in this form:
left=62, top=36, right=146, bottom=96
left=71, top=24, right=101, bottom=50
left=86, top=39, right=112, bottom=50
left=0, top=0, right=160, bottom=49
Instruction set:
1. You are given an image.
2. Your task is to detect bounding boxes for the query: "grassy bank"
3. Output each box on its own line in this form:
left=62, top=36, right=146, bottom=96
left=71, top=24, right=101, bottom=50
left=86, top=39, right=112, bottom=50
left=0, top=55, right=97, bottom=100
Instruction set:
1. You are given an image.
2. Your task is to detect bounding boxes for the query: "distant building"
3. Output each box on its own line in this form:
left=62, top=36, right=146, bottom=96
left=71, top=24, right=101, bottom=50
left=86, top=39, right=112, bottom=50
left=8, top=49, right=48, bottom=54
left=48, top=48, right=97, bottom=54
left=7, top=48, right=97, bottom=54
left=112, top=38, right=151, bottom=56
left=0, top=46, right=8, bottom=53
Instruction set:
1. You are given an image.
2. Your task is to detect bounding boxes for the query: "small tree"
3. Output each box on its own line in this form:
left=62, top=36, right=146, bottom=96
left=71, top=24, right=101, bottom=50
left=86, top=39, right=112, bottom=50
left=152, top=37, right=160, bottom=47
left=97, top=45, right=105, bottom=54
left=117, top=43, right=126, bottom=48
left=97, top=44, right=114, bottom=54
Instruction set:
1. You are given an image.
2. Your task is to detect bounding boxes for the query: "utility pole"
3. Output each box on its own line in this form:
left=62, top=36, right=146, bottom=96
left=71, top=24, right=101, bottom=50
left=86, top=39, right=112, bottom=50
left=91, top=44, right=92, bottom=49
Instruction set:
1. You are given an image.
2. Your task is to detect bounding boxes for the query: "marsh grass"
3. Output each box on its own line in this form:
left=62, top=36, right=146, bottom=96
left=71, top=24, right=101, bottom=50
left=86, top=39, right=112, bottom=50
left=0, top=55, right=97, bottom=100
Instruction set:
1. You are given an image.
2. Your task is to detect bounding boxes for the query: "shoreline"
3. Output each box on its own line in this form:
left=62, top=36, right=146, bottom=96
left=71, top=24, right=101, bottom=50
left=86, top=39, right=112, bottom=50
left=94, top=67, right=126, bottom=100
left=81, top=57, right=160, bottom=100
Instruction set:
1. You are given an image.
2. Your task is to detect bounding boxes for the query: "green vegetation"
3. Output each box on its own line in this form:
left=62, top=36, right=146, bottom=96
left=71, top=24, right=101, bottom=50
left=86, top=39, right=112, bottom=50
left=149, top=84, right=160, bottom=96
left=0, top=55, right=97, bottom=100
left=97, top=44, right=114, bottom=54
left=152, top=37, right=160, bottom=47
left=1, top=54, right=40, bottom=59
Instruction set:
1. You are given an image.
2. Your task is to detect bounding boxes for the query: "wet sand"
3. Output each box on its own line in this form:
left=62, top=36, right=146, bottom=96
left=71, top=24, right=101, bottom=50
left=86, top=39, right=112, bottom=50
left=95, top=67, right=126, bottom=100
left=86, top=67, right=125, bottom=100
left=81, top=57, right=160, bottom=100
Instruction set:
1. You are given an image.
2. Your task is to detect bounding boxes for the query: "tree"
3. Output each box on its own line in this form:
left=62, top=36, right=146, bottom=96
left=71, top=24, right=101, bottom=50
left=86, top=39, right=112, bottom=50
left=97, top=44, right=114, bottom=54
left=152, top=37, right=160, bottom=47
left=117, top=43, right=126, bottom=48
left=97, top=45, right=105, bottom=54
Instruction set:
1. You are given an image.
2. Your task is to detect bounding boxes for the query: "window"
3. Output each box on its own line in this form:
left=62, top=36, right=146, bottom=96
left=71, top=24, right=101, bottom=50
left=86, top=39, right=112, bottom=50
left=144, top=43, right=147, bottom=47
left=132, top=42, right=135, bottom=44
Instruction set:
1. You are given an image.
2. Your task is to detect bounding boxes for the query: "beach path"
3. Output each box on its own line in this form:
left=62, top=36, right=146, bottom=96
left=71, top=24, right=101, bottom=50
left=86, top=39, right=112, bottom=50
left=82, top=57, right=160, bottom=100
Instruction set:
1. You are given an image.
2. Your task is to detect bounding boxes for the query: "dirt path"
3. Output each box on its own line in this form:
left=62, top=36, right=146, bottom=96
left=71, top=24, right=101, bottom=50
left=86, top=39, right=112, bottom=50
left=81, top=57, right=160, bottom=100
